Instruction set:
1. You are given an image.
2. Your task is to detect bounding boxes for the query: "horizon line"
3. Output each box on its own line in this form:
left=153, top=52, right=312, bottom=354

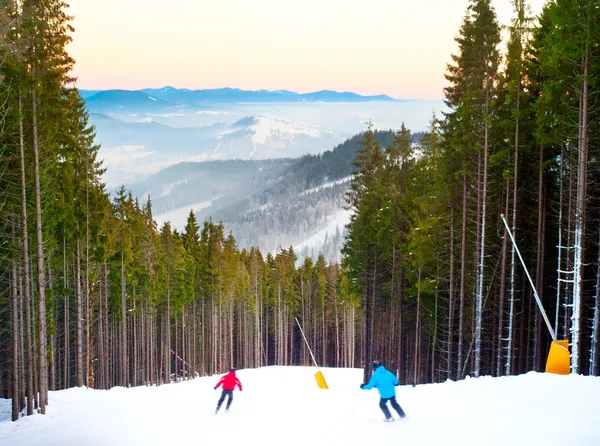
left=77, top=85, right=444, bottom=102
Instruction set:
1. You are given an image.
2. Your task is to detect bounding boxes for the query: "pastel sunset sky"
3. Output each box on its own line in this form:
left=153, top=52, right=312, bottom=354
left=67, top=0, right=547, bottom=100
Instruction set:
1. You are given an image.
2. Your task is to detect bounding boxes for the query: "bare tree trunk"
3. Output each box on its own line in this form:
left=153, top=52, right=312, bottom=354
left=414, top=268, right=422, bottom=385
left=458, top=171, right=467, bottom=379
left=474, top=80, right=491, bottom=377
left=11, top=261, right=20, bottom=421
left=76, top=243, right=84, bottom=386
left=555, top=148, right=566, bottom=337
left=31, top=286, right=38, bottom=410
left=133, top=292, right=138, bottom=386
left=104, top=262, right=109, bottom=387
left=362, top=255, right=372, bottom=384
left=497, top=180, right=509, bottom=377
left=49, top=267, right=56, bottom=391
left=166, top=269, right=171, bottom=382
left=19, top=275, right=26, bottom=410
left=98, top=265, right=105, bottom=389
left=85, top=146, right=91, bottom=388
left=589, top=226, right=600, bottom=376
left=448, top=211, right=455, bottom=380
left=398, top=262, right=404, bottom=383
left=63, top=239, right=71, bottom=389
left=571, top=55, right=589, bottom=374
left=32, top=77, right=48, bottom=413
left=120, top=252, right=127, bottom=386
left=534, top=145, right=546, bottom=372
left=18, top=90, right=34, bottom=415
left=506, top=134, right=519, bottom=376
left=432, top=257, right=439, bottom=382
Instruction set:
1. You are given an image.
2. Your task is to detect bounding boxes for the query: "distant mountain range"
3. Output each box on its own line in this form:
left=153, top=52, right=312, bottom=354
left=80, top=87, right=401, bottom=112
left=93, top=112, right=347, bottom=187
left=92, top=112, right=345, bottom=159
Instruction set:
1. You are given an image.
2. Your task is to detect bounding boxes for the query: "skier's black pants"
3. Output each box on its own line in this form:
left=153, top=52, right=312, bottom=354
left=216, top=390, right=233, bottom=411
left=379, top=395, right=405, bottom=419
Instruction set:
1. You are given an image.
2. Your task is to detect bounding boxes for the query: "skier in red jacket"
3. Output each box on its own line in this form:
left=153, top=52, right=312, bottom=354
left=214, top=367, right=243, bottom=413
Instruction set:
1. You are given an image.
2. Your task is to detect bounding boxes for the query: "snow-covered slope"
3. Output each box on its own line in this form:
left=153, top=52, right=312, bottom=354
left=214, top=116, right=343, bottom=159
left=292, top=208, right=351, bottom=263
left=1, top=367, right=599, bottom=446
left=153, top=198, right=215, bottom=229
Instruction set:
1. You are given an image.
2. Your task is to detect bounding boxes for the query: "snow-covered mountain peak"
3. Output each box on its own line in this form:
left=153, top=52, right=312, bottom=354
left=250, top=116, right=336, bottom=144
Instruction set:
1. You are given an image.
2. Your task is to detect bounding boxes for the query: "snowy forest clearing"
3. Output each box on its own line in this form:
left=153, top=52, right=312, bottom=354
left=1, top=366, right=599, bottom=446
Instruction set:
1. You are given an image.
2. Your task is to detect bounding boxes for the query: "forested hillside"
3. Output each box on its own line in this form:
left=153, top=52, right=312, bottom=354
left=195, top=130, right=401, bottom=256
left=344, top=0, right=600, bottom=383
left=0, top=0, right=599, bottom=426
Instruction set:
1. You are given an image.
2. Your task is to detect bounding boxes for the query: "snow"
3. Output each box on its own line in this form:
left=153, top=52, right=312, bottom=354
left=194, top=110, right=228, bottom=115
left=300, top=176, right=352, bottom=196
left=1, top=367, right=599, bottom=446
left=153, top=199, right=214, bottom=230
left=155, top=179, right=189, bottom=199
left=293, top=208, right=352, bottom=254
left=146, top=113, right=186, bottom=117
left=250, top=116, right=334, bottom=145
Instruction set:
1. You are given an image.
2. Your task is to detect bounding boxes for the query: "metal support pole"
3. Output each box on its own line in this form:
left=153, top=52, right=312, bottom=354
left=501, top=214, right=557, bottom=342
left=295, top=317, right=319, bottom=368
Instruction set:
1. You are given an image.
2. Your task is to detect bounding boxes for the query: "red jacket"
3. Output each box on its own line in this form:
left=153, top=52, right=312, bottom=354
left=215, top=372, right=242, bottom=391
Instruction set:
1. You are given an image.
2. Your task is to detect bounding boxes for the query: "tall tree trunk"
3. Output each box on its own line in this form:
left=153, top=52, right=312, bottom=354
left=448, top=211, right=455, bottom=380
left=432, top=257, right=439, bottom=382
left=572, top=54, right=589, bottom=374
left=85, top=146, right=91, bottom=388
left=104, top=262, right=109, bottom=387
left=98, top=265, right=105, bottom=389
left=589, top=226, right=600, bottom=376
left=19, top=90, right=34, bottom=415
left=121, top=252, right=127, bottom=387
left=32, top=76, right=48, bottom=413
left=76, top=243, right=84, bottom=386
left=458, top=170, right=467, bottom=380
left=63, top=237, right=69, bottom=389
left=474, top=80, right=491, bottom=378
left=133, top=292, right=138, bottom=386
left=18, top=275, right=26, bottom=410
left=506, top=122, right=519, bottom=375
left=555, top=148, right=565, bottom=337
left=497, top=180, right=509, bottom=376
left=11, top=261, right=20, bottom=421
left=414, top=268, right=422, bottom=385
left=363, top=259, right=372, bottom=384
left=535, top=145, right=546, bottom=372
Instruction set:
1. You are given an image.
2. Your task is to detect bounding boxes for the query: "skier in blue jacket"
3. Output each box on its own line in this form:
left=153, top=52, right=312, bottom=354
left=360, top=360, right=406, bottom=421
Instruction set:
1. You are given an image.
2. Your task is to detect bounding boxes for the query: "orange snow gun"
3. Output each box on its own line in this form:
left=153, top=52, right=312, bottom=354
left=501, top=215, right=571, bottom=375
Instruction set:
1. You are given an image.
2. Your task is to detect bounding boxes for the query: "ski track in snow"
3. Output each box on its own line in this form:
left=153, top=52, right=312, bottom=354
left=1, top=367, right=599, bottom=446
left=292, top=209, right=352, bottom=255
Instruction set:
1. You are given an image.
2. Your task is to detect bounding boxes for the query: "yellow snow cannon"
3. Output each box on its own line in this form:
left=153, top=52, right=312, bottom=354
left=295, top=317, right=330, bottom=389
left=545, top=340, right=570, bottom=375
left=501, top=214, right=571, bottom=375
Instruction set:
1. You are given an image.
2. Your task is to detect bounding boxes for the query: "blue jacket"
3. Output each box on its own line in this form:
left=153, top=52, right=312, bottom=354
left=362, top=365, right=398, bottom=398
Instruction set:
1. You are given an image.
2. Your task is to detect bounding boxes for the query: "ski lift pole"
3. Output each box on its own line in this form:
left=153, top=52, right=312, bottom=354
left=295, top=317, right=329, bottom=389
left=500, top=214, right=557, bottom=342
